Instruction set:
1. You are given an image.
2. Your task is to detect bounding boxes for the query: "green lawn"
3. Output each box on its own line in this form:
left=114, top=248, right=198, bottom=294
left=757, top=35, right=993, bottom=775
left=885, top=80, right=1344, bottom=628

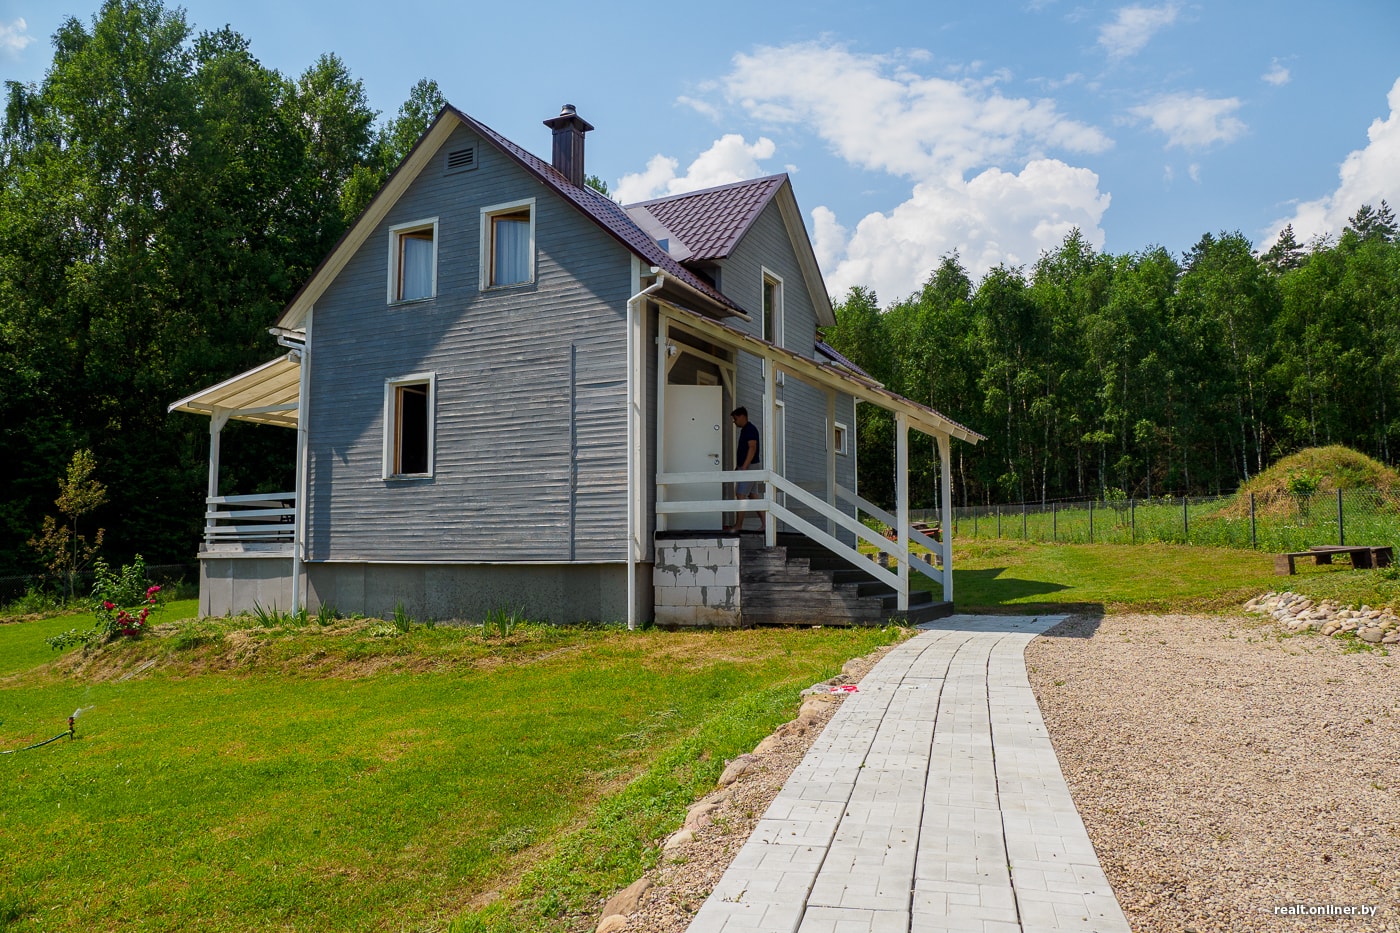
left=6, top=541, right=1395, bottom=931
left=930, top=539, right=1400, bottom=614
left=0, top=613, right=903, bottom=933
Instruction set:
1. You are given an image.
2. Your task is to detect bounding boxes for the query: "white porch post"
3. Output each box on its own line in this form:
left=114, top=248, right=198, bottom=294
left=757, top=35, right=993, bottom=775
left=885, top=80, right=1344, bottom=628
left=937, top=431, right=953, bottom=604
left=655, top=314, right=668, bottom=534
left=291, top=311, right=313, bottom=614
left=207, top=408, right=231, bottom=545
left=895, top=412, right=909, bottom=611
left=763, top=358, right=777, bottom=548
left=825, top=388, right=837, bottom=537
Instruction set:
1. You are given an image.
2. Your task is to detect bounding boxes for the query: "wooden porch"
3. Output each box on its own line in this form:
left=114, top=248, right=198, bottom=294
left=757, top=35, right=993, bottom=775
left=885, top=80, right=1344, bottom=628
left=647, top=299, right=983, bottom=623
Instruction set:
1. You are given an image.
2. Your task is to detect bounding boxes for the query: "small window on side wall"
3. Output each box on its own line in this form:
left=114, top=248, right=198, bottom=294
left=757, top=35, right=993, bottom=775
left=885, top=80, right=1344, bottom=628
left=834, top=422, right=849, bottom=456
left=481, top=199, right=535, bottom=289
left=384, top=374, right=435, bottom=478
left=388, top=219, right=438, bottom=303
left=761, top=271, right=783, bottom=346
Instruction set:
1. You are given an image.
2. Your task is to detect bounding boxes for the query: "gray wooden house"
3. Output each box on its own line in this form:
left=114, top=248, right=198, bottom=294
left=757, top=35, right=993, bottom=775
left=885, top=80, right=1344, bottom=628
left=170, top=104, right=983, bottom=627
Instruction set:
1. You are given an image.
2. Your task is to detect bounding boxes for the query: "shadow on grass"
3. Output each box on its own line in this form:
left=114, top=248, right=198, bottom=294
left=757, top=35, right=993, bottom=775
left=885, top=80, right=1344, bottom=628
left=940, top=568, right=1106, bottom=637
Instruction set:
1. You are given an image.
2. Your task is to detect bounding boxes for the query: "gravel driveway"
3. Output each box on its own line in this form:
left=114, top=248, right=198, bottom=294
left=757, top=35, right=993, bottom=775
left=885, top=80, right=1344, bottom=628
left=1026, top=612, right=1400, bottom=933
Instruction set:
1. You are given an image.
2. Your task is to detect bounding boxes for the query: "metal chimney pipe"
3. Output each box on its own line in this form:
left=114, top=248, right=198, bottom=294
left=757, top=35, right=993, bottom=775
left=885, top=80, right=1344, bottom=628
left=543, top=103, right=594, bottom=187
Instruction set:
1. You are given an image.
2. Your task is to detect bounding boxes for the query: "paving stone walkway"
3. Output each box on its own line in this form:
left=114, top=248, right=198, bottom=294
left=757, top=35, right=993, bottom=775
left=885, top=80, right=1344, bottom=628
left=685, top=615, right=1132, bottom=933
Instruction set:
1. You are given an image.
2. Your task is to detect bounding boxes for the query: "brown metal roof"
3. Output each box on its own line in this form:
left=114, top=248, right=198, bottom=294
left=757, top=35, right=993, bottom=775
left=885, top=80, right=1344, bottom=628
left=445, top=106, right=747, bottom=316
left=627, top=174, right=787, bottom=262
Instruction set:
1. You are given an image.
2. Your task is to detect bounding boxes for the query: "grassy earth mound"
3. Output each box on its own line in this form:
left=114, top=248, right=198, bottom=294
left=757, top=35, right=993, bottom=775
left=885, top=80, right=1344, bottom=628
left=1220, top=446, right=1400, bottom=518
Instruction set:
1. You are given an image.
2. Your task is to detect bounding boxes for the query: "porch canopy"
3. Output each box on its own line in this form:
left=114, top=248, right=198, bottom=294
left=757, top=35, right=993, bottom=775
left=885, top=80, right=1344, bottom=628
left=168, top=352, right=303, bottom=554
left=168, top=352, right=301, bottom=428
left=651, top=298, right=984, bottom=611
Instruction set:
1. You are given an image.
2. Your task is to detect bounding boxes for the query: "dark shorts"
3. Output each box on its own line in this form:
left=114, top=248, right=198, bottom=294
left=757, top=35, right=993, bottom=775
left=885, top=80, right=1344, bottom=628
left=736, top=467, right=764, bottom=497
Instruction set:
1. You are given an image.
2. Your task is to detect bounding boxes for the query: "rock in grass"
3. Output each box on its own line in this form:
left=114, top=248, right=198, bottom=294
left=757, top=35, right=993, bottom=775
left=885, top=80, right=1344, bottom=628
left=1359, top=627, right=1385, bottom=644
left=601, top=878, right=652, bottom=920
left=718, top=754, right=757, bottom=786
left=596, top=915, right=629, bottom=933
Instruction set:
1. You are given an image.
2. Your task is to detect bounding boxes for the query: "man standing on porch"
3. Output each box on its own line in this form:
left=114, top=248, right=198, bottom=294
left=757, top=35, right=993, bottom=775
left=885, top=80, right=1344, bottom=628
left=726, top=407, right=764, bottom=533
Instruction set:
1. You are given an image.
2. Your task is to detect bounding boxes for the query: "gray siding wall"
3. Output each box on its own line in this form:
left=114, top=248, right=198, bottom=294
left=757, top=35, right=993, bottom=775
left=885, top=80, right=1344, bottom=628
left=718, top=202, right=857, bottom=529
left=306, top=125, right=633, bottom=562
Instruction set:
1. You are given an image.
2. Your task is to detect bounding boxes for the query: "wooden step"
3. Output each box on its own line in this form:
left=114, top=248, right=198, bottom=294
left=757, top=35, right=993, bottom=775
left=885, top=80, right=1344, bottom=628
left=738, top=530, right=948, bottom=627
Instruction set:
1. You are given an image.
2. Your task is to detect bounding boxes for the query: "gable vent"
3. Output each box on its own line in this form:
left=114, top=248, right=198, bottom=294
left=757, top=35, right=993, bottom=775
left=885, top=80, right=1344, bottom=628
left=444, top=146, right=476, bottom=174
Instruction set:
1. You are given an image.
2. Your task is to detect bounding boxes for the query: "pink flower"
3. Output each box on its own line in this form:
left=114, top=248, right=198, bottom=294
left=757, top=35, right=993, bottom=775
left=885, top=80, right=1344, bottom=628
left=147, top=585, right=160, bottom=595
left=103, top=600, right=115, bottom=610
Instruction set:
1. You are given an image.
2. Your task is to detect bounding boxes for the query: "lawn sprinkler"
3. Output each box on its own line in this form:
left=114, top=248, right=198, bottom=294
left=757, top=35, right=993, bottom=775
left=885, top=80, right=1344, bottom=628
left=0, top=708, right=90, bottom=755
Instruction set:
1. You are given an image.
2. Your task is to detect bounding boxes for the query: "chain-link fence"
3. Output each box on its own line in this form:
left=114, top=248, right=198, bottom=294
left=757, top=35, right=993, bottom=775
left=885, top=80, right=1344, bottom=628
left=911, top=487, right=1400, bottom=552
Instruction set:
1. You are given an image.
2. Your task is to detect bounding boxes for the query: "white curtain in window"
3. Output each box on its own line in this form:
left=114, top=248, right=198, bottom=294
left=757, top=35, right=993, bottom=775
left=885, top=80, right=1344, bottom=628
left=493, top=216, right=530, bottom=285
left=401, top=234, right=434, bottom=300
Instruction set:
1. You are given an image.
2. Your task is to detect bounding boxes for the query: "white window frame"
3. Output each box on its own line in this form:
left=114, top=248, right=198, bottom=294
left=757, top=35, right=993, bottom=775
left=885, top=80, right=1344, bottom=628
left=832, top=420, right=849, bottom=456
left=387, top=217, right=439, bottom=304
left=382, top=372, right=436, bottom=479
left=479, top=197, right=537, bottom=290
left=760, top=268, right=784, bottom=348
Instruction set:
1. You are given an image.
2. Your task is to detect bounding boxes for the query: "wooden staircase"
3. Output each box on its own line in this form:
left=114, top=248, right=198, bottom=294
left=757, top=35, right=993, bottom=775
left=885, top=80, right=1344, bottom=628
left=740, top=531, right=952, bottom=626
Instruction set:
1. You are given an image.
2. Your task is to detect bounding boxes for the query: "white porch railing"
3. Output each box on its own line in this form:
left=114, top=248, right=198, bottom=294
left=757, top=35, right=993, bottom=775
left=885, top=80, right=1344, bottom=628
left=656, top=470, right=944, bottom=607
left=205, top=492, right=296, bottom=547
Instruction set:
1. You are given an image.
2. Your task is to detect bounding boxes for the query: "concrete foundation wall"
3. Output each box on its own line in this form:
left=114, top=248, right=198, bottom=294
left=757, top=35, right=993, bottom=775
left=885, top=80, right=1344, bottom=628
left=304, top=562, right=645, bottom=624
left=653, top=537, right=743, bottom=628
left=200, top=556, right=294, bottom=617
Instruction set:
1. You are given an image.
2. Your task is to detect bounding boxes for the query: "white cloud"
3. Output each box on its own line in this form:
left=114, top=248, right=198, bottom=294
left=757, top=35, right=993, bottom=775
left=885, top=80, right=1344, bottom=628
left=621, top=42, right=1115, bottom=300
left=1267, top=76, right=1400, bottom=245
left=615, top=134, right=776, bottom=203
left=1130, top=93, right=1246, bottom=148
left=1262, top=60, right=1291, bottom=87
left=1188, top=163, right=1201, bottom=182
left=0, top=18, right=33, bottom=56
left=721, top=42, right=1111, bottom=179
left=675, top=95, right=721, bottom=120
left=1098, top=5, right=1178, bottom=60
left=819, top=160, right=1111, bottom=301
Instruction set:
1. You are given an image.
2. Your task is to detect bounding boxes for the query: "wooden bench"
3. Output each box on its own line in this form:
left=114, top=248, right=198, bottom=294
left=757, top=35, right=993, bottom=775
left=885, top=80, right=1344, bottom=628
left=1275, top=545, right=1394, bottom=575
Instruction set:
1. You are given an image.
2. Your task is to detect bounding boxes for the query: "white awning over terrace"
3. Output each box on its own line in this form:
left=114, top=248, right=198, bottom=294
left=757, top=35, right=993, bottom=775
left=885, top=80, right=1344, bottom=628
left=167, top=353, right=301, bottom=428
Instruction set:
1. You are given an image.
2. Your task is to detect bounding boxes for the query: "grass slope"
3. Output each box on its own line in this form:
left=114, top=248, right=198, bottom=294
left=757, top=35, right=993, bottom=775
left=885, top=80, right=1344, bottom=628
left=0, top=616, right=902, bottom=933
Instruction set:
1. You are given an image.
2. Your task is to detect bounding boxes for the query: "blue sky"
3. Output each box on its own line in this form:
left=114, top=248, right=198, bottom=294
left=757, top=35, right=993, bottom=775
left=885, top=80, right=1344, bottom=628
left=3, top=0, right=1399, bottom=302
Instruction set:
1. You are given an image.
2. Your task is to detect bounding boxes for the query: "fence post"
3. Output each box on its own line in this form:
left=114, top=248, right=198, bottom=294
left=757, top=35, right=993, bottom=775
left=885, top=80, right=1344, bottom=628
left=1250, top=492, right=1257, bottom=549
left=1023, top=502, right=1027, bottom=540
left=1183, top=495, right=1189, bottom=544
left=1052, top=502, right=1057, bottom=542
left=974, top=510, right=978, bottom=539
left=1089, top=498, right=1094, bottom=543
left=997, top=506, right=1001, bottom=539
left=1131, top=498, right=1136, bottom=544
left=1337, top=488, right=1344, bottom=546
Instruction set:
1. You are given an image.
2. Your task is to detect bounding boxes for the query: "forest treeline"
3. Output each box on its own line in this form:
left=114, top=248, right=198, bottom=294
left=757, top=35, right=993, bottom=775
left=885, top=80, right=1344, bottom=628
left=3, top=0, right=1398, bottom=577
left=0, top=0, right=444, bottom=575
left=823, top=217, right=1400, bottom=511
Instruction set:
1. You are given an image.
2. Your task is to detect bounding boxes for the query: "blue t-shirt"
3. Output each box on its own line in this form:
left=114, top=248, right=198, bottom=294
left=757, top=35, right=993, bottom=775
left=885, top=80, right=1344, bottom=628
left=737, top=422, right=761, bottom=469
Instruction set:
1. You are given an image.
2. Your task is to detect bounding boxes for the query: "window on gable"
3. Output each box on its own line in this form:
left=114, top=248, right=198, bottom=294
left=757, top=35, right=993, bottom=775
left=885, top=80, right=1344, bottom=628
left=761, top=271, right=783, bottom=346
left=833, top=422, right=849, bottom=456
left=389, top=219, right=438, bottom=303
left=481, top=199, right=535, bottom=289
left=384, top=374, right=435, bottom=478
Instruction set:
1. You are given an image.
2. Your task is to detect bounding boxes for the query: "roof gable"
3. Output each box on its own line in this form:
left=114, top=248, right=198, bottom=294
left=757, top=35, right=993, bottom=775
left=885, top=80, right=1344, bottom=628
left=628, top=175, right=785, bottom=261
left=628, top=175, right=835, bottom=328
left=276, top=105, right=744, bottom=330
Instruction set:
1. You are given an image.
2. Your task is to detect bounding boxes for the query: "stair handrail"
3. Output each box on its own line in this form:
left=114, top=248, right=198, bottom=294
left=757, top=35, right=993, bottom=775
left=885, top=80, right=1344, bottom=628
left=835, top=484, right=943, bottom=583
left=767, top=474, right=900, bottom=560
left=765, top=499, right=901, bottom=591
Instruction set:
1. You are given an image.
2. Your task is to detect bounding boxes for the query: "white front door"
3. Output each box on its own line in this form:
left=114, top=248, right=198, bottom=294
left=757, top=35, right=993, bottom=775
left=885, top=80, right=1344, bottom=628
left=663, top=384, right=723, bottom=530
